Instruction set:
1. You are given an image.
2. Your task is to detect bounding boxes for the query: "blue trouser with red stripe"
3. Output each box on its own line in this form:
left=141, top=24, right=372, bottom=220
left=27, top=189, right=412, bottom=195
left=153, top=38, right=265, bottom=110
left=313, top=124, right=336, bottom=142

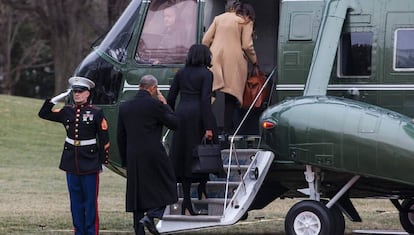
left=66, top=172, right=99, bottom=235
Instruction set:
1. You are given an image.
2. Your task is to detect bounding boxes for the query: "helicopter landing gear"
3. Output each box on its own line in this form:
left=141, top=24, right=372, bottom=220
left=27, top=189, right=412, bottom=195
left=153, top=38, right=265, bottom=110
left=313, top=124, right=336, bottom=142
left=399, top=199, right=414, bottom=233
left=284, top=166, right=360, bottom=235
left=285, top=200, right=332, bottom=235
left=329, top=203, right=345, bottom=235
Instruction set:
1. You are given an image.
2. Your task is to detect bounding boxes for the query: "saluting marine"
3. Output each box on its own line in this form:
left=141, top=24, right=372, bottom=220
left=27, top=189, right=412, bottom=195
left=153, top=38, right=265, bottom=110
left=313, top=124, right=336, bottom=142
left=38, top=76, right=110, bottom=235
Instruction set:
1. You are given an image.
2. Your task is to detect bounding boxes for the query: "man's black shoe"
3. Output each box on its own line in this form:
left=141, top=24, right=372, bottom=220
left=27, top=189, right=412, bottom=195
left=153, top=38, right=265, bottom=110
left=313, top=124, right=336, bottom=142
left=139, top=215, right=160, bottom=235
left=134, top=222, right=145, bottom=235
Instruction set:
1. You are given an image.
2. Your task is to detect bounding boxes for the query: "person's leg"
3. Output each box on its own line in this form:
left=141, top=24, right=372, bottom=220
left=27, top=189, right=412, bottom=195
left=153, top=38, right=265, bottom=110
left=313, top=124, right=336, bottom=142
left=146, top=206, right=166, bottom=220
left=81, top=173, right=99, bottom=235
left=224, top=93, right=237, bottom=133
left=133, top=211, right=145, bottom=235
left=197, top=178, right=208, bottom=200
left=181, top=178, right=196, bottom=215
left=140, top=208, right=161, bottom=235
left=66, top=173, right=85, bottom=235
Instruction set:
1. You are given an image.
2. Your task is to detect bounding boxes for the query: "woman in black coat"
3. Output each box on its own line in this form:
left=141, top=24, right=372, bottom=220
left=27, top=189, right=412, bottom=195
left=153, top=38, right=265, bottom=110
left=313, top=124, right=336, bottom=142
left=167, top=44, right=217, bottom=215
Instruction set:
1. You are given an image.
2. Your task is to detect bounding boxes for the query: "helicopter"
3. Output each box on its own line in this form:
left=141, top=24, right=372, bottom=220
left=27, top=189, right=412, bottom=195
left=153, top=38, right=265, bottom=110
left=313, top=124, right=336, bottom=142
left=72, top=0, right=414, bottom=234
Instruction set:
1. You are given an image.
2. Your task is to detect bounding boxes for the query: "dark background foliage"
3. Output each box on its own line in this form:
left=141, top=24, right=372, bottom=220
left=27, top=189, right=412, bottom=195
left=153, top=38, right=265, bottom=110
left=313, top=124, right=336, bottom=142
left=0, top=0, right=130, bottom=98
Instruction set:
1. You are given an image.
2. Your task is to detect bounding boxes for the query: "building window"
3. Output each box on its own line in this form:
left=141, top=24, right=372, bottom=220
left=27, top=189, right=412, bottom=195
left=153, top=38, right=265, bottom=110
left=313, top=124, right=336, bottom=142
left=338, top=32, right=373, bottom=77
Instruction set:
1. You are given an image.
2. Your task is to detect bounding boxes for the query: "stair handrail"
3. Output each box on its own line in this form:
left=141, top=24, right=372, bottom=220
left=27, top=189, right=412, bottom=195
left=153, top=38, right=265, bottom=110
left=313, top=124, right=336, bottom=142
left=162, top=129, right=170, bottom=149
left=223, top=66, right=277, bottom=213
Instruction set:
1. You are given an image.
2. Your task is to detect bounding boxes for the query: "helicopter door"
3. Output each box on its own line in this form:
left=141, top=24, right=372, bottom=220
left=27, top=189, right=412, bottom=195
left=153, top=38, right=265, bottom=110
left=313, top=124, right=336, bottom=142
left=203, top=0, right=280, bottom=135
left=384, top=13, right=414, bottom=117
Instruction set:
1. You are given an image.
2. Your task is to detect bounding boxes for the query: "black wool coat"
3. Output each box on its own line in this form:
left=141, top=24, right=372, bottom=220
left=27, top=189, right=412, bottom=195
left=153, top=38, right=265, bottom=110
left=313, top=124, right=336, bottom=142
left=167, top=66, right=217, bottom=181
left=117, top=90, right=179, bottom=212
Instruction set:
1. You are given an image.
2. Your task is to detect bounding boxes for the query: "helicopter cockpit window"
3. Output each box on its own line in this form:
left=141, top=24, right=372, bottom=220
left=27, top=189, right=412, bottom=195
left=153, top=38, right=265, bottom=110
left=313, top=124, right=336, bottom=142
left=135, top=0, right=197, bottom=64
left=394, top=29, right=414, bottom=71
left=338, top=32, right=373, bottom=78
left=98, top=0, right=142, bottom=63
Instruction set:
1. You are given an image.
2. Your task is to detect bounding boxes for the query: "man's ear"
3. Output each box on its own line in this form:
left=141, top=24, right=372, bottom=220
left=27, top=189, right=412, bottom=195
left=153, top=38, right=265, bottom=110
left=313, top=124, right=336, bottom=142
left=150, top=86, right=157, bottom=96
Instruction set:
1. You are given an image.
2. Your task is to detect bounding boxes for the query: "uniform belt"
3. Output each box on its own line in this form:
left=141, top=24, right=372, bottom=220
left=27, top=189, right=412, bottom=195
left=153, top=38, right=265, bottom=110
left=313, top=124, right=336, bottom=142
left=65, top=137, right=97, bottom=146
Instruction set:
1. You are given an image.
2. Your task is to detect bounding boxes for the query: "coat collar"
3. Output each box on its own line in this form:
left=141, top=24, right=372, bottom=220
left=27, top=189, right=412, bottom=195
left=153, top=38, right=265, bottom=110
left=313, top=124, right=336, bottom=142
left=136, top=89, right=151, bottom=98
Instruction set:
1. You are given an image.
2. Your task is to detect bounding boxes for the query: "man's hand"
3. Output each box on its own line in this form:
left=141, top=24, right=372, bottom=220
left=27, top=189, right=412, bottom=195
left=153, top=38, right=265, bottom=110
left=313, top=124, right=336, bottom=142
left=157, top=89, right=167, bottom=105
left=51, top=89, right=71, bottom=104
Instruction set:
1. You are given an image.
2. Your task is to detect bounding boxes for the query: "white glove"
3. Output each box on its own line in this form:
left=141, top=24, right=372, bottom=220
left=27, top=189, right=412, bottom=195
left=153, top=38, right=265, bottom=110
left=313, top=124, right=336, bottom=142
left=51, top=89, right=71, bottom=104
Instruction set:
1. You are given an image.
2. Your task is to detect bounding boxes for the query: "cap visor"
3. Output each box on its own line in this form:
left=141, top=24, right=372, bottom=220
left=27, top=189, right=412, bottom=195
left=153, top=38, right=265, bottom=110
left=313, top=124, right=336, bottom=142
left=72, top=86, right=88, bottom=91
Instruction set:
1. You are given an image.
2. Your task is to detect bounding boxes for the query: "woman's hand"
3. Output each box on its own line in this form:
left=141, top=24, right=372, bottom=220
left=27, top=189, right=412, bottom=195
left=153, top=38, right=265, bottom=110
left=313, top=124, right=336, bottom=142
left=205, top=130, right=213, bottom=140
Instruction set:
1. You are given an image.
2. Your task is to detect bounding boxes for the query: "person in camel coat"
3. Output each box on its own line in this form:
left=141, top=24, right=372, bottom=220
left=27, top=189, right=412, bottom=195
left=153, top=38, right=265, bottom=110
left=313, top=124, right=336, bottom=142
left=202, top=2, right=258, bottom=133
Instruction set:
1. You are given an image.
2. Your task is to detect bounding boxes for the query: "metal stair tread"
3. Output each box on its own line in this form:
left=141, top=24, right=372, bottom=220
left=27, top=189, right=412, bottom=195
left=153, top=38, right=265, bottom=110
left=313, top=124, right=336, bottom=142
left=223, top=164, right=250, bottom=169
left=162, top=214, right=222, bottom=222
left=221, top=148, right=262, bottom=153
left=176, top=198, right=230, bottom=204
left=223, top=134, right=261, bottom=139
left=203, top=181, right=240, bottom=185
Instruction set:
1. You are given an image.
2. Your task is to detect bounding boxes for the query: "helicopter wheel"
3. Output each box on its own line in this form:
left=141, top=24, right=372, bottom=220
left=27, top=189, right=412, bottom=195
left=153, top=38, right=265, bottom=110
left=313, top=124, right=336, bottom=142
left=285, top=200, right=332, bottom=235
left=329, top=204, right=345, bottom=235
left=240, top=212, right=248, bottom=221
left=320, top=199, right=345, bottom=235
left=399, top=199, right=414, bottom=233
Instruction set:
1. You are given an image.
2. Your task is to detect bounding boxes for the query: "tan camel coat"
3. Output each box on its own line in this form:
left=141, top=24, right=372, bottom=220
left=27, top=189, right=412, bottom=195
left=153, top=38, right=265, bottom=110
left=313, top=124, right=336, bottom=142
left=202, top=12, right=257, bottom=105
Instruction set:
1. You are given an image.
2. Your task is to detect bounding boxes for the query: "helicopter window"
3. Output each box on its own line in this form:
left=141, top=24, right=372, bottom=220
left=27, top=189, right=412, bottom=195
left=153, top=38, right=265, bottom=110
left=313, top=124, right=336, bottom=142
left=394, top=29, right=414, bottom=71
left=135, top=0, right=197, bottom=64
left=338, top=32, right=372, bottom=78
left=98, top=0, right=142, bottom=63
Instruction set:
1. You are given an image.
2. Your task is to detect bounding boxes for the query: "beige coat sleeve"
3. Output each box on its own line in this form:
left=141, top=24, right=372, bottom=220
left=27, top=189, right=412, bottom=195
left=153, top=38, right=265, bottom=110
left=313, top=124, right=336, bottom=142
left=241, top=21, right=257, bottom=64
left=202, top=18, right=217, bottom=47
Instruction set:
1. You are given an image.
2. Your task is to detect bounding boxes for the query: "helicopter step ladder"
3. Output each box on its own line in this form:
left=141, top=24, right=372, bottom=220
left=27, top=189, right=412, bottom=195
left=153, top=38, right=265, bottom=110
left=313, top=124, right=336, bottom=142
left=157, top=135, right=275, bottom=233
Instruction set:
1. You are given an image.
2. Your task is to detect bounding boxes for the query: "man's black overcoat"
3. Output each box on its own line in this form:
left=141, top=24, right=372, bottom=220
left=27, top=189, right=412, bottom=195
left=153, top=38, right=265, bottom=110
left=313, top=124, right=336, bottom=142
left=117, top=90, right=178, bottom=212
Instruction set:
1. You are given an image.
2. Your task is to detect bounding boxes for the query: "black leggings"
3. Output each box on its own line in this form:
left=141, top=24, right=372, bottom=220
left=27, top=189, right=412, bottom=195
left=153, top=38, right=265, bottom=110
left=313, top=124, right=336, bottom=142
left=182, top=177, right=207, bottom=204
left=224, top=93, right=239, bottom=133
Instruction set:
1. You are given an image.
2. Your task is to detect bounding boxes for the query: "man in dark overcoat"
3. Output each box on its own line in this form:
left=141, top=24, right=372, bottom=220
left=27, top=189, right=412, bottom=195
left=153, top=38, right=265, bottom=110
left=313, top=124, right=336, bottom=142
left=117, top=74, right=178, bottom=235
left=38, top=76, right=110, bottom=235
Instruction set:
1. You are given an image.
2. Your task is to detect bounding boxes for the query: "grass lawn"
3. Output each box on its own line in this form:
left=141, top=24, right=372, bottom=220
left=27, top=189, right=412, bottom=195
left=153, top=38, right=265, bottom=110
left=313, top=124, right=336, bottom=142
left=0, top=94, right=405, bottom=234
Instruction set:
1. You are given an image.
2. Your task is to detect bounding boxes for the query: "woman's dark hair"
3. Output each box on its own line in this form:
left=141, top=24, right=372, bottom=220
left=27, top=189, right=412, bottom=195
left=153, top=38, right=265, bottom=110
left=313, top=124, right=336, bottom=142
left=234, top=2, right=256, bottom=22
left=185, top=44, right=212, bottom=67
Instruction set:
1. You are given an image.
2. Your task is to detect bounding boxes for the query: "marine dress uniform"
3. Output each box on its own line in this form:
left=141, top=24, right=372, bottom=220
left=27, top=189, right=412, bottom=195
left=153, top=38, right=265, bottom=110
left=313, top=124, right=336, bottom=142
left=38, top=76, right=110, bottom=235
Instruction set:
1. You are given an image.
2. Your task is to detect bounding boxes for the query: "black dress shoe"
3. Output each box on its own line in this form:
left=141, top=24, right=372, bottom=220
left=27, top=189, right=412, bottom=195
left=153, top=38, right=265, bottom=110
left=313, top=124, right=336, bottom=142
left=134, top=222, right=145, bottom=235
left=139, top=215, right=160, bottom=235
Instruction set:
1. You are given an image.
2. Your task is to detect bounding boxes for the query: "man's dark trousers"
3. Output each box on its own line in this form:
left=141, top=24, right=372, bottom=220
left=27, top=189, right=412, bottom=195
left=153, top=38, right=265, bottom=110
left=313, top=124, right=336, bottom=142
left=133, top=207, right=165, bottom=235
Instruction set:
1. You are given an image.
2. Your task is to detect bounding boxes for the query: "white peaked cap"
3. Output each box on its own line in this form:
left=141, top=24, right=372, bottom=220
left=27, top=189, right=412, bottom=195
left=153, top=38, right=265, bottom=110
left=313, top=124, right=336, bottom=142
left=68, top=76, right=95, bottom=90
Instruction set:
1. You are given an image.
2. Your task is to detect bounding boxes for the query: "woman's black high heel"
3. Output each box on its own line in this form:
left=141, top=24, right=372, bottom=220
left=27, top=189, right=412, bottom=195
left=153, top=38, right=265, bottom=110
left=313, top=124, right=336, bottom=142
left=181, top=200, right=198, bottom=215
left=197, top=181, right=208, bottom=200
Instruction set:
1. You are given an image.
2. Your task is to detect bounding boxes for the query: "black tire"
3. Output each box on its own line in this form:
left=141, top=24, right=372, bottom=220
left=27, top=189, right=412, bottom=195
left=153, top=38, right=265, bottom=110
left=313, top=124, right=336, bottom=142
left=330, top=204, right=345, bottom=235
left=400, top=199, right=414, bottom=233
left=240, top=212, right=248, bottom=221
left=320, top=199, right=345, bottom=235
left=285, top=200, right=333, bottom=235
